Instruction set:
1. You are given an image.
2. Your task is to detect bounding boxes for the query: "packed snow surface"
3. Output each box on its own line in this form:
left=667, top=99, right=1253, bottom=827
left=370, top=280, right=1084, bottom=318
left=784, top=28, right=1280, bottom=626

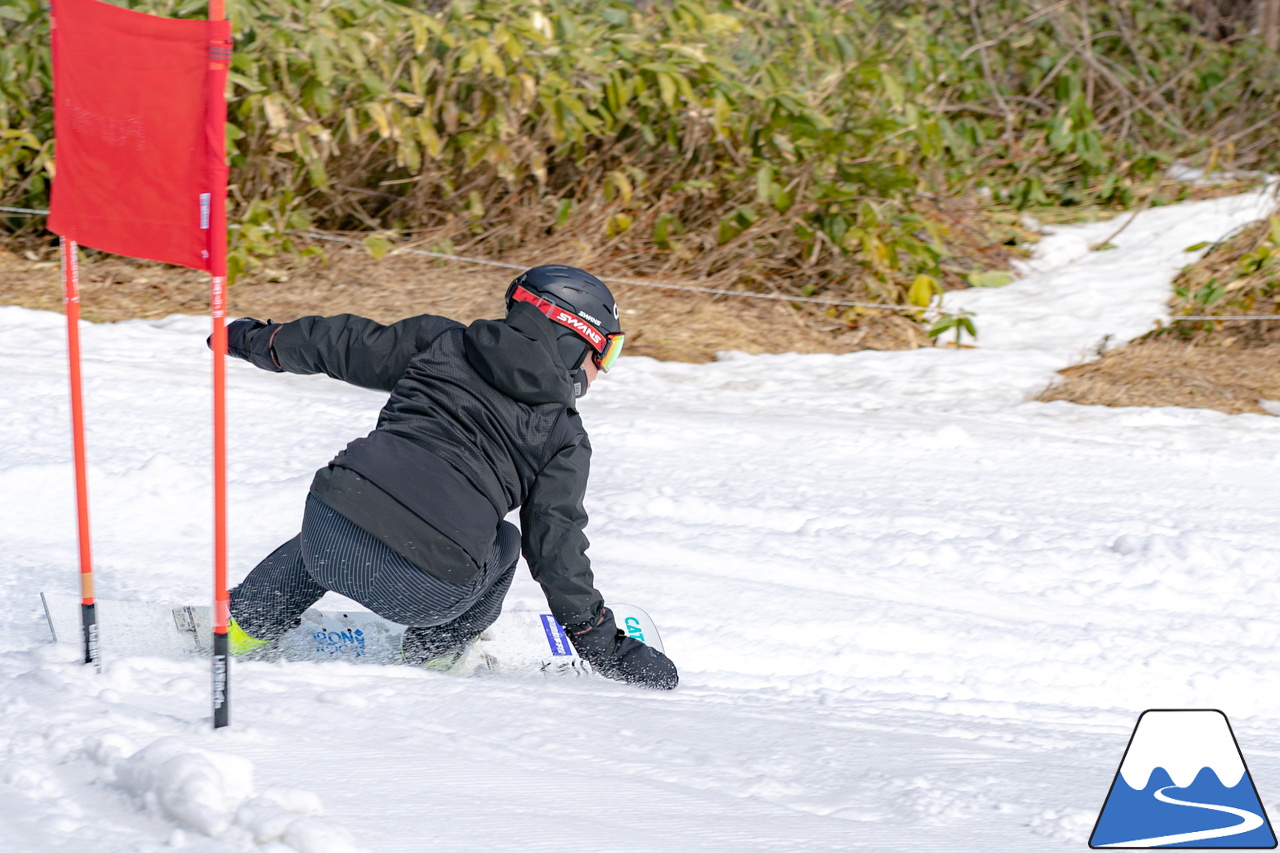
left=3, top=186, right=1280, bottom=851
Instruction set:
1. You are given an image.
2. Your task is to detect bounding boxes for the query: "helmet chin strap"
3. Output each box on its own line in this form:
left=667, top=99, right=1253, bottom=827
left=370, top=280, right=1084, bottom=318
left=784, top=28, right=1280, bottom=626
left=570, top=367, right=589, bottom=399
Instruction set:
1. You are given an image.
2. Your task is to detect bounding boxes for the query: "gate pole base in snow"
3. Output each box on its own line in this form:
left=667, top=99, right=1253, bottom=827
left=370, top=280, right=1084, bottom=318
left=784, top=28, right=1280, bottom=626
left=212, top=631, right=229, bottom=728
left=80, top=602, right=99, bottom=665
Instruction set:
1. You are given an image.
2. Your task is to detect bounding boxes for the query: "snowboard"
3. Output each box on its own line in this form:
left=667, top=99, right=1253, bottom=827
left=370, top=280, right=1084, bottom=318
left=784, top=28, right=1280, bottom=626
left=40, top=592, right=663, bottom=676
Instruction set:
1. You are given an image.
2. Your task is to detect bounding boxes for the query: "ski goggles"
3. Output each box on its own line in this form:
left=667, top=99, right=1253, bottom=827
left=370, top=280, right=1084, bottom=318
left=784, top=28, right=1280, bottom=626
left=510, top=285, right=625, bottom=372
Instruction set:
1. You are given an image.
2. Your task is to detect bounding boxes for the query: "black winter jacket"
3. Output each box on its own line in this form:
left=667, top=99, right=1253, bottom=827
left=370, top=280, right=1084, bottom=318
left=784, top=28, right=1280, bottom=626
left=246, top=302, right=603, bottom=627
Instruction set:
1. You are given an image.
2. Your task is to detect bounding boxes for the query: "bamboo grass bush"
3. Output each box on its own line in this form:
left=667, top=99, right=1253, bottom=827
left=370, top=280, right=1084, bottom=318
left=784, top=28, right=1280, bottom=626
left=2, top=0, right=1279, bottom=324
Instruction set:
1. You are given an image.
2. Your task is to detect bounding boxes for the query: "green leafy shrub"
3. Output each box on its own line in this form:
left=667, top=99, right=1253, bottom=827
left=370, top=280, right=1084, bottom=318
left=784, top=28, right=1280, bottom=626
left=2, top=0, right=1279, bottom=324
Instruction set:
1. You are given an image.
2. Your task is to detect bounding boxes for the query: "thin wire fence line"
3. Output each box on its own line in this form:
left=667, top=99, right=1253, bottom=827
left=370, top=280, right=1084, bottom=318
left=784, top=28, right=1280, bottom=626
left=12, top=205, right=1280, bottom=321
left=296, top=231, right=935, bottom=313
left=1168, top=314, right=1280, bottom=321
left=9, top=206, right=921, bottom=311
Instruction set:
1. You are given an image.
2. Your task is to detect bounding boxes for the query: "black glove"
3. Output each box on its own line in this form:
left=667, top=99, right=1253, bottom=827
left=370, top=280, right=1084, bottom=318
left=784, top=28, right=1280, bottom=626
left=208, top=317, right=283, bottom=372
left=568, top=607, right=678, bottom=690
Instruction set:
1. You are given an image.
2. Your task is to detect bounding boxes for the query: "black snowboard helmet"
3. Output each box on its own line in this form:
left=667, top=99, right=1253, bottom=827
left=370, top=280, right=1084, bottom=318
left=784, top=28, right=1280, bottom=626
left=504, top=265, right=624, bottom=398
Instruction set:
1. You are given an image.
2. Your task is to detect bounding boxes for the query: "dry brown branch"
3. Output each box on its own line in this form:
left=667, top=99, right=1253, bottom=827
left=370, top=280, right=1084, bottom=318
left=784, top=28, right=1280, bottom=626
left=969, top=0, right=1018, bottom=144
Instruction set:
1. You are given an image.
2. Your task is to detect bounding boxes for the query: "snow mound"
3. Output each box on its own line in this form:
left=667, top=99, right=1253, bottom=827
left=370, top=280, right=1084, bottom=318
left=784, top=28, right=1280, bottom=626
left=94, top=736, right=365, bottom=852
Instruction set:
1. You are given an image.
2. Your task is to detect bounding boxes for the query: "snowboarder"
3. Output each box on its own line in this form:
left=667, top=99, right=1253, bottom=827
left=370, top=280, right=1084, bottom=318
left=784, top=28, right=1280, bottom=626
left=216, top=265, right=677, bottom=689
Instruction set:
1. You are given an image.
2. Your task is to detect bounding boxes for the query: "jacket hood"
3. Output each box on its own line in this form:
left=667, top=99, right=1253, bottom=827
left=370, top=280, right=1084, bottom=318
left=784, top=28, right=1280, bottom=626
left=463, top=302, right=575, bottom=406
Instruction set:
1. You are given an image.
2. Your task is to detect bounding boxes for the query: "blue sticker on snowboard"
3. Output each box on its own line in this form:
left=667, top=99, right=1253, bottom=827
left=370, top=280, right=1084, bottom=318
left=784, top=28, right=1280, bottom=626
left=540, top=614, right=573, bottom=656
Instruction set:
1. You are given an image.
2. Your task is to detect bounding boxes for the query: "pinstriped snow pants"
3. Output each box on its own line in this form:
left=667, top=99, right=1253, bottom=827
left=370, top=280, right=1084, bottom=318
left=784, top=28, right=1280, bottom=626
left=230, top=495, right=520, bottom=655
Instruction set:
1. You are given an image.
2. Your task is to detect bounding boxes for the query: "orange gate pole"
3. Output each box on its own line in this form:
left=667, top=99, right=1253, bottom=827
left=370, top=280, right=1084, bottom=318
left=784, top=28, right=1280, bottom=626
left=208, top=0, right=230, bottom=729
left=60, top=236, right=99, bottom=669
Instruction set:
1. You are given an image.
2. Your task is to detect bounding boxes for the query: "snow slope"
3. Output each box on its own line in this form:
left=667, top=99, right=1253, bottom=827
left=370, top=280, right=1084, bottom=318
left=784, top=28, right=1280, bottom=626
left=3, top=186, right=1280, bottom=852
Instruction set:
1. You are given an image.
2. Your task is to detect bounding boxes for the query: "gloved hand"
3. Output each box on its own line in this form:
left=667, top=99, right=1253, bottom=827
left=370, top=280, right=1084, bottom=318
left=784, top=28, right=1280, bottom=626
left=568, top=607, right=678, bottom=690
left=207, top=317, right=283, bottom=372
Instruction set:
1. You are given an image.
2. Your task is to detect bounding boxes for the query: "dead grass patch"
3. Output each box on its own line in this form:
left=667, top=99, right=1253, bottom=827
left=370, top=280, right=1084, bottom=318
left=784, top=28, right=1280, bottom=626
left=1039, top=339, right=1280, bottom=415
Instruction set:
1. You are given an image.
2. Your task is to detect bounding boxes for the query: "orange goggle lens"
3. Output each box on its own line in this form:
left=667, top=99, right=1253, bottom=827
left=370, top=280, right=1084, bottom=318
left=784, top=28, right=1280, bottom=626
left=594, top=333, right=625, bottom=372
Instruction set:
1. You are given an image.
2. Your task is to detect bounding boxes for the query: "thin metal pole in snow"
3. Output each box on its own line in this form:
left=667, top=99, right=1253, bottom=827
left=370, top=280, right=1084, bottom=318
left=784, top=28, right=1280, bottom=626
left=60, top=236, right=99, bottom=670
left=209, top=0, right=230, bottom=730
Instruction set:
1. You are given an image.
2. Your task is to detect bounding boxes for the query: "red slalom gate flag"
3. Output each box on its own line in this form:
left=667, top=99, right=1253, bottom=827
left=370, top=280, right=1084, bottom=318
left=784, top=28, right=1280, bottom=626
left=48, top=0, right=236, bottom=728
left=48, top=0, right=231, bottom=274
